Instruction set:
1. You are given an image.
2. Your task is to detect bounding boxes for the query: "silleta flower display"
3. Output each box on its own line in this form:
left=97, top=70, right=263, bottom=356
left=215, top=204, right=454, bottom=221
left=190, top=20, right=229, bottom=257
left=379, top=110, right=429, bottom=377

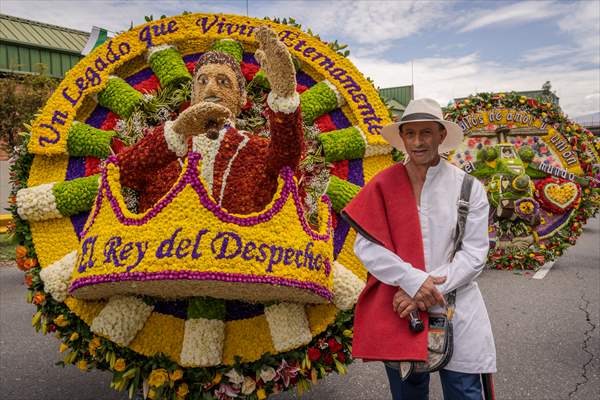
left=446, top=93, right=599, bottom=270
left=12, top=12, right=598, bottom=400
left=11, top=13, right=390, bottom=400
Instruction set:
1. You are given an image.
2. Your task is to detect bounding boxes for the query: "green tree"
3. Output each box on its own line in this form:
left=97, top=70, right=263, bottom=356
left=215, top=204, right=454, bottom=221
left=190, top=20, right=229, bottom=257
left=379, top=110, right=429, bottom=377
left=0, top=67, right=58, bottom=154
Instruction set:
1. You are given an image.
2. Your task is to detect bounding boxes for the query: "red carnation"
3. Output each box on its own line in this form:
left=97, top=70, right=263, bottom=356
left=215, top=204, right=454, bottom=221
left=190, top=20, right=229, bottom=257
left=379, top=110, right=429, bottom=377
left=323, top=353, right=334, bottom=365
left=315, top=114, right=336, bottom=133
left=111, top=138, right=127, bottom=154
left=307, top=347, right=321, bottom=362
left=328, top=338, right=342, bottom=353
left=241, top=62, right=260, bottom=82
left=527, top=99, right=539, bottom=108
left=242, top=98, right=253, bottom=111
left=296, top=84, right=308, bottom=93
left=336, top=352, right=346, bottom=363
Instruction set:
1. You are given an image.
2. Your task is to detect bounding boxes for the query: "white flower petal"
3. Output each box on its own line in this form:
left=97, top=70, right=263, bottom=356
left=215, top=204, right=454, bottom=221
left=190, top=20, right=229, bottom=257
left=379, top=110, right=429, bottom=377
left=39, top=251, right=78, bottom=302
left=264, top=302, right=312, bottom=352
left=179, top=318, right=225, bottom=367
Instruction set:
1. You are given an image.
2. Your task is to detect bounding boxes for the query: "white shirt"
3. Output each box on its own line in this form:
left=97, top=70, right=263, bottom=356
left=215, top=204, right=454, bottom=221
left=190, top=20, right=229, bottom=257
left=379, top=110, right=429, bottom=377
left=353, top=160, right=496, bottom=374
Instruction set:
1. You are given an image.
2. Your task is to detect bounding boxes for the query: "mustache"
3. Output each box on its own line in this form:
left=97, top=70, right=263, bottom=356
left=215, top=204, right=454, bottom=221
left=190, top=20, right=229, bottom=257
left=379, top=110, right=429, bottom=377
left=203, top=96, right=221, bottom=102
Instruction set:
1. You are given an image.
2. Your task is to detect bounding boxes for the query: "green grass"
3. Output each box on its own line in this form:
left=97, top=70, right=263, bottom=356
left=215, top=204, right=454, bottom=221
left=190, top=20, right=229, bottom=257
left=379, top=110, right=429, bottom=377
left=0, top=233, right=17, bottom=263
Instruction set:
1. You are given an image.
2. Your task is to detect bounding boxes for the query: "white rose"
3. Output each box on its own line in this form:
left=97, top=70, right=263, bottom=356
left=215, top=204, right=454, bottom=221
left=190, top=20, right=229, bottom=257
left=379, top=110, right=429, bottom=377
left=241, top=377, right=256, bottom=395
left=259, top=366, right=276, bottom=383
left=224, top=369, right=245, bottom=385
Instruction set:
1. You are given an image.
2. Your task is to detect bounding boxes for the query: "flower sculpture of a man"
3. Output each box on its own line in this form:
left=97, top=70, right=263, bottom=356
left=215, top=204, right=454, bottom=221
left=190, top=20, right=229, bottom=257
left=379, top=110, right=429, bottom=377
left=117, top=25, right=303, bottom=214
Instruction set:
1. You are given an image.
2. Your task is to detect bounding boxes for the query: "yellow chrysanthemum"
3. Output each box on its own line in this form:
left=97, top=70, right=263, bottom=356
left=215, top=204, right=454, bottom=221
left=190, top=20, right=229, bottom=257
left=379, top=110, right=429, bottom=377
left=77, top=360, right=88, bottom=371
left=176, top=383, right=189, bottom=398
left=256, top=388, right=267, bottom=400
left=53, top=315, right=69, bottom=327
left=114, top=358, right=126, bottom=372
left=148, top=368, right=169, bottom=387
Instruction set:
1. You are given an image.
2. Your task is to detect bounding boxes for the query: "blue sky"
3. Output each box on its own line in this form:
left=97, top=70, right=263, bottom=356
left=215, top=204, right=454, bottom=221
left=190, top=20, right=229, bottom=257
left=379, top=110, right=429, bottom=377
left=2, top=0, right=599, bottom=117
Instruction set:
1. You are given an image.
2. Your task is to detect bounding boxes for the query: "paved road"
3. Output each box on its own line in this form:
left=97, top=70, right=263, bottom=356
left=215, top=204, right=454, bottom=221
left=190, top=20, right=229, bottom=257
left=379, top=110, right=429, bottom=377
left=1, top=218, right=598, bottom=400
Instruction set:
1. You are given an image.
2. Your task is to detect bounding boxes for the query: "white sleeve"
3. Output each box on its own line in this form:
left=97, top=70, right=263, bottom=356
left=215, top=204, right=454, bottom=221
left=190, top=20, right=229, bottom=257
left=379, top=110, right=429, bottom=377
left=353, top=233, right=429, bottom=297
left=436, top=179, right=490, bottom=294
left=163, top=120, right=188, bottom=158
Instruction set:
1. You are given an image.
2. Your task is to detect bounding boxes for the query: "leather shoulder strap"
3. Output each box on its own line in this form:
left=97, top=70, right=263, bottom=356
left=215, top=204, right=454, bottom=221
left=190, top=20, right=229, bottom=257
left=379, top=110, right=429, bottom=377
left=454, top=173, right=474, bottom=256
left=447, top=173, right=475, bottom=308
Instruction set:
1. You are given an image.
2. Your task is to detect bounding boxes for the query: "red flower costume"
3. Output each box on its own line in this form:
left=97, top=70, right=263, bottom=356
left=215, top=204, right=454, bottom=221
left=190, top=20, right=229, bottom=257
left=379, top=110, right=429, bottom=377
left=116, top=104, right=303, bottom=214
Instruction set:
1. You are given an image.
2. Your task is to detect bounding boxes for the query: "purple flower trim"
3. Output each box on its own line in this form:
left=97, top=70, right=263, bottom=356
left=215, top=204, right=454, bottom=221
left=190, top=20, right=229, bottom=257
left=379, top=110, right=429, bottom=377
left=333, top=217, right=350, bottom=259
left=85, top=106, right=110, bottom=129
left=327, top=110, right=360, bottom=259
left=68, top=270, right=333, bottom=302
left=535, top=209, right=573, bottom=237
left=125, top=67, right=155, bottom=86
left=153, top=299, right=189, bottom=319
left=183, top=52, right=202, bottom=65
left=329, top=109, right=351, bottom=130
left=85, top=153, right=332, bottom=242
left=242, top=53, right=258, bottom=65
left=80, top=166, right=108, bottom=237
left=285, top=175, right=332, bottom=242
left=348, top=158, right=365, bottom=187
left=71, top=211, right=90, bottom=239
left=514, top=197, right=540, bottom=223
left=323, top=259, right=332, bottom=277
left=296, top=71, right=316, bottom=88
left=66, top=156, right=86, bottom=181
left=225, top=300, right=264, bottom=321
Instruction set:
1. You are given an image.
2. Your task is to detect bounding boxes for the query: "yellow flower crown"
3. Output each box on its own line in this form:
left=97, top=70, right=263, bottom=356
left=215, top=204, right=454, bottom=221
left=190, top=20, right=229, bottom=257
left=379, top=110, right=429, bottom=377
left=69, top=152, right=334, bottom=304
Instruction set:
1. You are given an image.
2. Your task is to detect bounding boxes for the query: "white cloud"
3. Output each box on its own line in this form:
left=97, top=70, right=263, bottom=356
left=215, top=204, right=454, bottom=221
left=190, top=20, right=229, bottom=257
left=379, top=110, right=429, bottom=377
left=350, top=53, right=600, bottom=117
left=0, top=0, right=243, bottom=32
left=1, top=0, right=597, bottom=117
left=255, top=0, right=454, bottom=45
left=520, top=45, right=577, bottom=64
left=557, top=0, right=600, bottom=64
left=457, top=1, right=567, bottom=33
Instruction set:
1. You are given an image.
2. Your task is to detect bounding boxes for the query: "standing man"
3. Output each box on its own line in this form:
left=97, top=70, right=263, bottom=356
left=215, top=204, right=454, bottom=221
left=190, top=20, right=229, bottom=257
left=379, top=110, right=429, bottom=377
left=343, top=98, right=496, bottom=399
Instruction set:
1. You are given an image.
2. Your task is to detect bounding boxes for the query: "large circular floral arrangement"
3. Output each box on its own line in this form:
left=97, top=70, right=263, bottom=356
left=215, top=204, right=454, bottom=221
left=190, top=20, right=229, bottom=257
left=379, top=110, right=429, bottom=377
left=8, top=13, right=397, bottom=400
left=445, top=92, right=600, bottom=270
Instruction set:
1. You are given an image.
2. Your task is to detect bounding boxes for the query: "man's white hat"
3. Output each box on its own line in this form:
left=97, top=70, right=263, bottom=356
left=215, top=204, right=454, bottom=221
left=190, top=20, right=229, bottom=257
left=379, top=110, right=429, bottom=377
left=381, top=98, right=464, bottom=154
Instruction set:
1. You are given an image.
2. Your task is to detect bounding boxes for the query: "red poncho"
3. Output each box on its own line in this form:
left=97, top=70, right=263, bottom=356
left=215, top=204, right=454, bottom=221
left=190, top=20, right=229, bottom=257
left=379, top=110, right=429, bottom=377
left=342, top=163, right=428, bottom=361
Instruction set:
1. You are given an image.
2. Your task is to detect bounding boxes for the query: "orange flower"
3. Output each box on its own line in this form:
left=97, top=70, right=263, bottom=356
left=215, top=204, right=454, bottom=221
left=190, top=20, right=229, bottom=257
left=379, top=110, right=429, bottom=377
left=32, top=292, right=45, bottom=305
left=114, top=358, right=126, bottom=372
left=212, top=372, right=222, bottom=385
left=24, top=274, right=33, bottom=287
left=170, top=369, right=184, bottom=381
left=23, top=258, right=38, bottom=270
left=16, top=246, right=28, bottom=259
